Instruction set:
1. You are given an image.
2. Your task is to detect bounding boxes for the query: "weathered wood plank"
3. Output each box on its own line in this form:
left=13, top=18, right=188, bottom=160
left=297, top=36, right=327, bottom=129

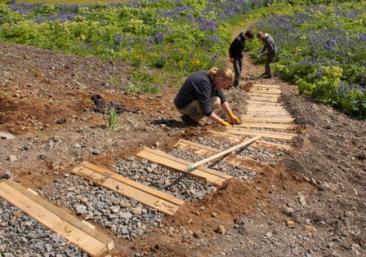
left=136, top=147, right=231, bottom=186
left=71, top=165, right=182, bottom=215
left=207, top=130, right=292, bottom=151
left=228, top=128, right=297, bottom=140
left=80, top=162, right=184, bottom=206
left=240, top=115, right=295, bottom=124
left=0, top=181, right=109, bottom=257
left=6, top=180, right=114, bottom=250
left=236, top=122, right=297, bottom=130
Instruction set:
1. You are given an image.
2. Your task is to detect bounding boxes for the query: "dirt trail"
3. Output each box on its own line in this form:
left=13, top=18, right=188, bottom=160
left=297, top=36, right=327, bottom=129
left=0, top=42, right=365, bottom=257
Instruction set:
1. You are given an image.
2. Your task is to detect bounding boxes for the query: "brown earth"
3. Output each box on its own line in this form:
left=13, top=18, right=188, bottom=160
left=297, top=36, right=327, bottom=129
left=0, top=42, right=365, bottom=257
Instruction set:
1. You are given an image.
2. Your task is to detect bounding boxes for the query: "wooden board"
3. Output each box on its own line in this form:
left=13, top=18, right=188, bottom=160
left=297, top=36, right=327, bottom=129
left=72, top=162, right=183, bottom=215
left=0, top=181, right=113, bottom=257
left=236, top=122, right=297, bottom=130
left=253, top=84, right=281, bottom=89
left=240, top=115, right=295, bottom=124
left=247, top=97, right=279, bottom=103
left=247, top=93, right=280, bottom=98
left=246, top=100, right=283, bottom=106
left=136, top=147, right=231, bottom=186
left=175, top=139, right=272, bottom=172
left=208, top=130, right=292, bottom=151
left=228, top=128, right=297, bottom=140
left=249, top=88, right=281, bottom=94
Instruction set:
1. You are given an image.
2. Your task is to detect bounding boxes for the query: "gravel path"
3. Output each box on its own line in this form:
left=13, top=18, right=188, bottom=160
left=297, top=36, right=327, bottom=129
left=115, top=157, right=216, bottom=201
left=40, top=174, right=164, bottom=240
left=0, top=199, right=86, bottom=257
left=169, top=149, right=256, bottom=182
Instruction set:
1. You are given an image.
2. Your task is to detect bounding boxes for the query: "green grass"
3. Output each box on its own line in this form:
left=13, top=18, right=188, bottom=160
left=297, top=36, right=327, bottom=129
left=16, top=0, right=130, bottom=4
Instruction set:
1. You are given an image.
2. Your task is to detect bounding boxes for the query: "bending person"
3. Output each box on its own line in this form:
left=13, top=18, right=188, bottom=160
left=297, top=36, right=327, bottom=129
left=174, top=67, right=240, bottom=128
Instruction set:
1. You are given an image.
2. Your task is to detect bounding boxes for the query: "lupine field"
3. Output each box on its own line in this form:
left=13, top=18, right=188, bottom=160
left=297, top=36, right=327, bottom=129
left=0, top=0, right=365, bottom=116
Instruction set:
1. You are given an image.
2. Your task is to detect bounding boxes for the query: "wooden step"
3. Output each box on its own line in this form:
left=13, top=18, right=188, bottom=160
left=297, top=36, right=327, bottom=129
left=249, top=88, right=281, bottom=94
left=0, top=180, right=114, bottom=257
left=247, top=97, right=279, bottom=103
left=175, top=139, right=273, bottom=173
left=208, top=130, right=292, bottom=151
left=136, top=147, right=231, bottom=186
left=253, top=84, right=281, bottom=89
left=72, top=162, right=184, bottom=215
left=245, top=112, right=292, bottom=118
left=237, top=122, right=297, bottom=130
left=228, top=128, right=297, bottom=141
left=241, top=115, right=295, bottom=124
left=247, top=93, right=280, bottom=99
left=246, top=100, right=283, bottom=106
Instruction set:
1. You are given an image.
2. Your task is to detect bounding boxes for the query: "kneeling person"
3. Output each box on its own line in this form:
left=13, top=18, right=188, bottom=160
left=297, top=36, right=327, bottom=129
left=174, top=67, right=240, bottom=127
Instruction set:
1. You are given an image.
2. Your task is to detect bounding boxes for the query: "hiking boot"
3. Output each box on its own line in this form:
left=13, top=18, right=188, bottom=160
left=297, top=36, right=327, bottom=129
left=181, top=115, right=200, bottom=127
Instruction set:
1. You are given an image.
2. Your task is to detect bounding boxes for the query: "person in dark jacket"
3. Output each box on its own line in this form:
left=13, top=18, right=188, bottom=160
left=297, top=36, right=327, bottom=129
left=174, top=67, right=240, bottom=127
left=257, top=31, right=277, bottom=78
left=229, top=30, right=254, bottom=87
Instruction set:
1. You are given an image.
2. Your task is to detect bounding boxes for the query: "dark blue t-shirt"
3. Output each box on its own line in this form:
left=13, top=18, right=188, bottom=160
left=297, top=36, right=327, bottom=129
left=174, top=71, right=226, bottom=116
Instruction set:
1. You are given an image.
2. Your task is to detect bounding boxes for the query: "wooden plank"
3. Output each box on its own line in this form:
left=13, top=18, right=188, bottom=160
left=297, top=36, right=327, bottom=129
left=71, top=166, right=181, bottom=215
left=228, top=128, right=297, bottom=140
left=185, top=136, right=260, bottom=171
left=247, top=93, right=280, bottom=99
left=249, top=88, right=281, bottom=94
left=136, top=147, right=231, bottom=186
left=236, top=122, right=297, bottom=130
left=175, top=139, right=271, bottom=172
left=80, top=162, right=184, bottom=207
left=246, top=100, right=283, bottom=105
left=207, top=130, right=292, bottom=151
left=6, top=180, right=114, bottom=250
left=253, top=84, right=281, bottom=89
left=247, top=97, right=279, bottom=103
left=241, top=115, right=294, bottom=124
left=0, top=181, right=108, bottom=257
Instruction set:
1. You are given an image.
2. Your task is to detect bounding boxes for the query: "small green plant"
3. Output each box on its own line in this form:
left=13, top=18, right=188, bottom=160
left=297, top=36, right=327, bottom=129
left=105, top=107, right=120, bottom=131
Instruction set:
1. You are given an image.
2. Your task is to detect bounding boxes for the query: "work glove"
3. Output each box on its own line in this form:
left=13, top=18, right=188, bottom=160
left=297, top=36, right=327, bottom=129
left=219, top=120, right=232, bottom=128
left=229, top=111, right=240, bottom=124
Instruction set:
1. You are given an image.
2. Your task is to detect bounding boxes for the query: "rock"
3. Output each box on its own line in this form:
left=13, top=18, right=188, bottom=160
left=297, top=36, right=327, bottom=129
left=119, top=200, right=131, bottom=208
left=8, top=155, right=17, bottom=162
left=298, top=193, right=307, bottom=206
left=4, top=253, right=15, bottom=257
left=110, top=206, right=120, bottom=213
left=0, top=131, right=14, bottom=140
left=286, top=219, right=295, bottom=228
left=351, top=243, right=361, bottom=256
left=265, top=231, right=273, bottom=238
left=211, top=212, right=218, bottom=218
left=216, top=225, right=226, bottom=235
left=304, top=225, right=317, bottom=233
left=74, top=204, right=87, bottom=215
left=0, top=170, right=12, bottom=179
left=74, top=143, right=81, bottom=148
left=131, top=207, right=142, bottom=215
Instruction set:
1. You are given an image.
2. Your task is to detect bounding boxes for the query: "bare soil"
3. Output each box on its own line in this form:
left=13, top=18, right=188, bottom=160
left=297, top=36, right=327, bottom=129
left=0, top=42, right=365, bottom=257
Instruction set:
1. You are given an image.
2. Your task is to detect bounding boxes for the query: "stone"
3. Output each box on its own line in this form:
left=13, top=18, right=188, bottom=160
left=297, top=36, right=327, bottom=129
left=0, top=170, right=12, bottom=179
left=75, top=204, right=87, bottom=215
left=119, top=200, right=131, bottom=208
left=298, top=193, right=307, bottom=206
left=286, top=219, right=295, bottom=228
left=216, top=225, right=226, bottom=235
left=0, top=131, right=14, bottom=140
left=131, top=207, right=142, bottom=215
left=265, top=232, right=273, bottom=238
left=8, top=155, right=17, bottom=162
left=211, top=212, right=218, bottom=218
left=351, top=243, right=361, bottom=256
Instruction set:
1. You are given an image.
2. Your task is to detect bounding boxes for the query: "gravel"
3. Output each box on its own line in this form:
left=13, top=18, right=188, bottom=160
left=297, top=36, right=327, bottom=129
left=115, top=157, right=216, bottom=201
left=0, top=199, right=86, bottom=256
left=40, top=174, right=164, bottom=240
left=169, top=149, right=256, bottom=182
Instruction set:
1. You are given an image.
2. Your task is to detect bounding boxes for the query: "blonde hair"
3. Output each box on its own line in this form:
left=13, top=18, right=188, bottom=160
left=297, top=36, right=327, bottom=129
left=208, top=67, right=234, bottom=81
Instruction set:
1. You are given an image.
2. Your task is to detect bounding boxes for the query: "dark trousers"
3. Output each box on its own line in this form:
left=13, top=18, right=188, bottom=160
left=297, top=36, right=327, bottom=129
left=265, top=53, right=275, bottom=76
left=233, top=58, right=243, bottom=87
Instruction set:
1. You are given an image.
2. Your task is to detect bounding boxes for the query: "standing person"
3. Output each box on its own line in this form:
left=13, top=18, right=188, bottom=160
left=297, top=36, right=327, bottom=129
left=174, top=67, right=240, bottom=128
left=257, top=31, right=277, bottom=78
left=229, top=31, right=254, bottom=87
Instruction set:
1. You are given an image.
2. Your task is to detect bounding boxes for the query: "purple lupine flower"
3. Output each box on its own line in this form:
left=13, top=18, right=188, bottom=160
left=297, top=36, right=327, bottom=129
left=154, top=31, right=164, bottom=44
